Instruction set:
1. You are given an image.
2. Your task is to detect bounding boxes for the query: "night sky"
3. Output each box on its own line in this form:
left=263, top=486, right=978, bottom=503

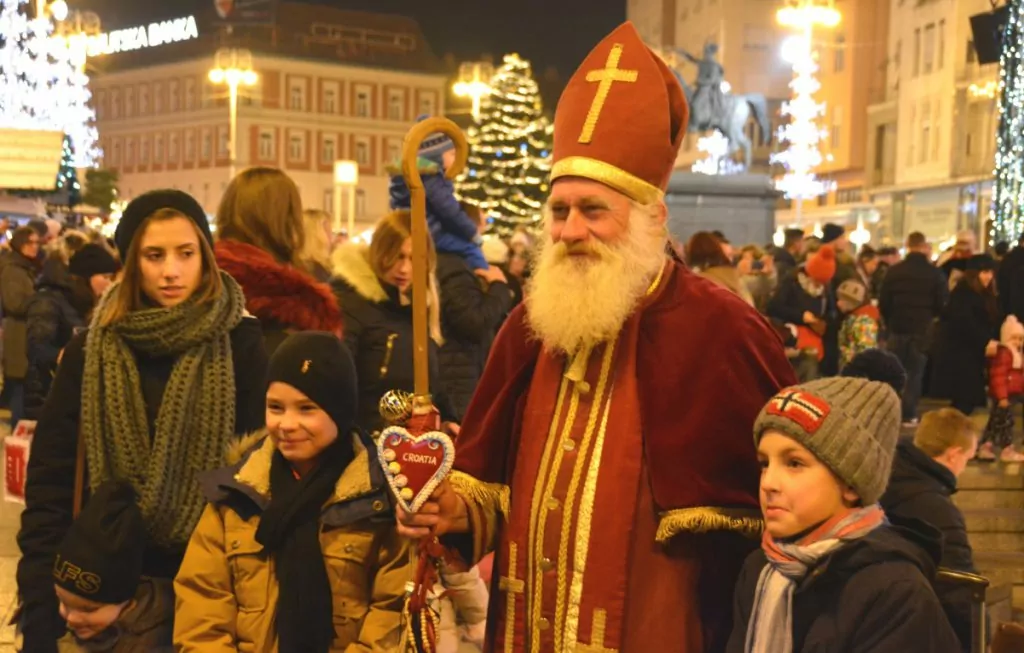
left=76, top=0, right=627, bottom=78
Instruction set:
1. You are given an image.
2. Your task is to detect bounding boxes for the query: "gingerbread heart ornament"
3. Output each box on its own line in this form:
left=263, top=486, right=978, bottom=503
left=377, top=426, right=455, bottom=514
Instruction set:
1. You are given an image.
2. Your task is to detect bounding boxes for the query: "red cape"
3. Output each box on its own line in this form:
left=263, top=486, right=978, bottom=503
left=454, top=261, right=796, bottom=525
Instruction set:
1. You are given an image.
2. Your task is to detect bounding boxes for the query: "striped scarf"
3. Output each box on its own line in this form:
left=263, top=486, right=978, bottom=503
left=744, top=505, right=886, bottom=653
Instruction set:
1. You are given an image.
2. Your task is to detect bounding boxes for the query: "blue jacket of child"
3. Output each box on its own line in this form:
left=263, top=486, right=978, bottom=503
left=388, top=158, right=488, bottom=271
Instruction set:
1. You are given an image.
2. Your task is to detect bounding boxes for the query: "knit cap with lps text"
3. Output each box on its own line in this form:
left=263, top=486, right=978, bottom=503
left=754, top=377, right=901, bottom=505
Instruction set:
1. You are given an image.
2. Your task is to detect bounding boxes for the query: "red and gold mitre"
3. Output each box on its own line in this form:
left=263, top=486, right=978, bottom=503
left=550, top=22, right=688, bottom=204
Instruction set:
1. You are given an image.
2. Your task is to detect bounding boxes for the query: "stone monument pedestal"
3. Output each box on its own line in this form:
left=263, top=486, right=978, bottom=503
left=665, top=172, right=779, bottom=248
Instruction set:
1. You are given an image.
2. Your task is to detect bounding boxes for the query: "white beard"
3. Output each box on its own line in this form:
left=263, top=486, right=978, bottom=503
left=525, top=205, right=668, bottom=355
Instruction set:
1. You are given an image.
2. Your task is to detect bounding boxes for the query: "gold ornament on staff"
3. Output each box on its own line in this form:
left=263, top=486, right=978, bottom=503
left=400, top=117, right=469, bottom=404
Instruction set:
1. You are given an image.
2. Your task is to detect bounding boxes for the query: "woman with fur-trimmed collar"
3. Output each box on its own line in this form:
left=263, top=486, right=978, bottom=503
left=174, top=332, right=410, bottom=653
left=331, top=211, right=454, bottom=434
left=214, top=168, right=343, bottom=356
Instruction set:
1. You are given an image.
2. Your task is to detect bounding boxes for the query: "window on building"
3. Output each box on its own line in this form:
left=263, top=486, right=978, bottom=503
left=923, top=23, right=935, bottom=74
left=938, top=20, right=946, bottom=70
left=289, top=133, right=305, bottom=161
left=831, top=105, right=843, bottom=149
left=126, top=139, right=135, bottom=165
left=290, top=79, right=306, bottom=111
left=141, top=138, right=149, bottom=164
left=260, top=131, right=274, bottom=159
left=966, top=132, right=973, bottom=157
left=932, top=103, right=941, bottom=161
left=388, top=90, right=404, bottom=121
left=153, top=83, right=163, bottom=114
left=169, top=80, right=180, bottom=112
left=967, top=40, right=977, bottom=64
left=323, top=86, right=337, bottom=113
left=125, top=87, right=134, bottom=117
left=322, top=136, right=336, bottom=164
left=185, top=131, right=195, bottom=162
left=355, top=139, right=370, bottom=165
left=185, top=78, right=196, bottom=111
left=419, top=93, right=435, bottom=117
left=920, top=125, right=929, bottom=164
left=139, top=85, right=149, bottom=114
left=111, top=90, right=120, bottom=118
left=913, top=28, right=921, bottom=76
left=169, top=133, right=179, bottom=161
left=386, top=142, right=400, bottom=164
left=154, top=135, right=163, bottom=163
left=218, top=128, right=229, bottom=157
left=95, top=90, right=106, bottom=120
left=834, top=33, right=846, bottom=73
left=356, top=189, right=366, bottom=217
left=356, top=88, right=370, bottom=117
left=112, top=140, right=121, bottom=165
left=202, top=130, right=212, bottom=160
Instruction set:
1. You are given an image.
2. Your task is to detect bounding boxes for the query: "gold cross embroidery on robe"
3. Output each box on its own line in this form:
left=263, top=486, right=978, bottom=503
left=499, top=542, right=525, bottom=653
left=578, top=43, right=639, bottom=144
left=576, top=609, right=618, bottom=653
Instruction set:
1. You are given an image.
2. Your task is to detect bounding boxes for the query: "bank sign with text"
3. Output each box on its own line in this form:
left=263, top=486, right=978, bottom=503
left=69, top=16, right=200, bottom=58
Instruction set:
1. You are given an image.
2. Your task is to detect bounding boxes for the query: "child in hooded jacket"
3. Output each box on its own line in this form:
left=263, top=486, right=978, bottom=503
left=836, top=278, right=880, bottom=371
left=388, top=116, right=489, bottom=272
left=726, top=377, right=959, bottom=653
left=979, top=315, right=1024, bottom=462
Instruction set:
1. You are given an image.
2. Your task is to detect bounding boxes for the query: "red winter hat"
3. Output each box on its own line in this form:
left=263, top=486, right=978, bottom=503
left=805, top=245, right=837, bottom=285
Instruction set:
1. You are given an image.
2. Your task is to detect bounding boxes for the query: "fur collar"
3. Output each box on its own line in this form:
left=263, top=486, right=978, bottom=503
left=215, top=239, right=343, bottom=335
left=331, top=242, right=444, bottom=345
left=228, top=429, right=374, bottom=505
left=797, top=269, right=825, bottom=297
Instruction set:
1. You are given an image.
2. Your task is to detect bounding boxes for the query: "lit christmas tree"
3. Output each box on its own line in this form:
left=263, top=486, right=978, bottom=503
left=54, top=134, right=80, bottom=206
left=992, top=0, right=1024, bottom=243
left=457, top=53, right=553, bottom=236
left=0, top=0, right=99, bottom=168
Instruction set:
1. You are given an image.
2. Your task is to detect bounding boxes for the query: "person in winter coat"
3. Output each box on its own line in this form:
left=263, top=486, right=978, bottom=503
left=979, top=315, right=1024, bottom=461
left=685, top=231, right=754, bottom=305
left=53, top=482, right=173, bottom=653
left=931, top=254, right=1000, bottom=415
left=880, top=408, right=980, bottom=652
left=24, top=245, right=119, bottom=421
left=388, top=116, right=488, bottom=272
left=214, top=167, right=344, bottom=356
left=16, top=190, right=269, bottom=653
left=767, top=245, right=837, bottom=381
left=331, top=210, right=451, bottom=434
left=773, top=228, right=805, bottom=282
left=174, top=332, right=410, bottom=653
left=727, top=377, right=959, bottom=653
left=880, top=231, right=947, bottom=425
left=2, top=225, right=41, bottom=425
left=836, top=278, right=880, bottom=370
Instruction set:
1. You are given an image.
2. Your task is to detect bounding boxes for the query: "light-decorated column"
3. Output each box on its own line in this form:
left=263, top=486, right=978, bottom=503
left=992, top=0, right=1024, bottom=244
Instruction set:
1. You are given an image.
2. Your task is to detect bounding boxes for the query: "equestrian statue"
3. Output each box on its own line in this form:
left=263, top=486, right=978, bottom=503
left=671, top=43, right=771, bottom=170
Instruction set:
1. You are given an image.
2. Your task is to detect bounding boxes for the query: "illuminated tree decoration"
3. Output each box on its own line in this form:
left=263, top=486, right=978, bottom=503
left=771, top=32, right=834, bottom=201
left=54, top=134, right=80, bottom=205
left=457, top=53, right=553, bottom=237
left=0, top=0, right=99, bottom=168
left=692, top=130, right=744, bottom=175
left=992, top=0, right=1024, bottom=243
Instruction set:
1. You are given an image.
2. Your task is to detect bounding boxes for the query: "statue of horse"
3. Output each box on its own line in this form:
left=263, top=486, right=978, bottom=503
left=671, top=58, right=772, bottom=170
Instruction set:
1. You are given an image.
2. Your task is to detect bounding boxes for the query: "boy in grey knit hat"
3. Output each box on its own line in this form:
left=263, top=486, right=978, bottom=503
left=726, top=377, right=959, bottom=653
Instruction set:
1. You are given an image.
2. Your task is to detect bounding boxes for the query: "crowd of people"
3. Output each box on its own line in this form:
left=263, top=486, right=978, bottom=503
left=3, top=18, right=1023, bottom=653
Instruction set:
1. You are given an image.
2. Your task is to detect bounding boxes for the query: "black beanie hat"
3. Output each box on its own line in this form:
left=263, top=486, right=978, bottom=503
left=821, top=223, right=846, bottom=244
left=54, top=481, right=144, bottom=605
left=267, top=332, right=358, bottom=432
left=841, top=348, right=908, bottom=398
left=69, top=244, right=120, bottom=279
left=114, top=190, right=213, bottom=259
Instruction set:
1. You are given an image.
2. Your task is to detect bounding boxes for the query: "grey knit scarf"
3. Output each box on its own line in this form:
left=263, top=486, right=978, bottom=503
left=81, top=271, right=245, bottom=547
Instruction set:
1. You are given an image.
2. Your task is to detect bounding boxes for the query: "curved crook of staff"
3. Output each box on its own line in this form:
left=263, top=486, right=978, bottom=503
left=400, top=118, right=469, bottom=405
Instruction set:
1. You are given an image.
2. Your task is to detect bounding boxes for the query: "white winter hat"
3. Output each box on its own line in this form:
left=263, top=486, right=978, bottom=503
left=1002, top=315, right=1024, bottom=344
left=481, top=236, right=510, bottom=265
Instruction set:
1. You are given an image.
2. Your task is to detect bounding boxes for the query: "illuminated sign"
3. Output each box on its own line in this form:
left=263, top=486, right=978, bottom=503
left=65, top=15, right=199, bottom=59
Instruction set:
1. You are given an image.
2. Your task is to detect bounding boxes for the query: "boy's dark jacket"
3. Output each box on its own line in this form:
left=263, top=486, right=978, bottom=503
left=880, top=439, right=976, bottom=651
left=725, top=522, right=960, bottom=653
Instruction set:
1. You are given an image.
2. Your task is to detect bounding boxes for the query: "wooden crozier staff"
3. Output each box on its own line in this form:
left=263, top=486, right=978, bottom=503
left=379, top=117, right=468, bottom=653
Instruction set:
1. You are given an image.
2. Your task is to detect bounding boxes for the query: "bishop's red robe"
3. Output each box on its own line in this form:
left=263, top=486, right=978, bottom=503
left=447, top=259, right=796, bottom=653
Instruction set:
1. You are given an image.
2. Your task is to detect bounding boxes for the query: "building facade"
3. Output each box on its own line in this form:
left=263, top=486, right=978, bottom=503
left=866, top=0, right=999, bottom=246
left=90, top=4, right=447, bottom=232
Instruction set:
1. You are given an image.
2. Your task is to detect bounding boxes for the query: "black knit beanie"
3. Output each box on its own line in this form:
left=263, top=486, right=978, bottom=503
left=267, top=332, right=358, bottom=432
left=69, top=244, right=120, bottom=279
left=54, top=481, right=144, bottom=605
left=841, top=348, right=907, bottom=398
left=115, top=190, right=213, bottom=259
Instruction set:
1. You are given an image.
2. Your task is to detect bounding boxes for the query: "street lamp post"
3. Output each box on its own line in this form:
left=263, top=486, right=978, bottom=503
left=453, top=61, right=494, bottom=122
left=209, top=48, right=257, bottom=181
left=334, top=160, right=359, bottom=237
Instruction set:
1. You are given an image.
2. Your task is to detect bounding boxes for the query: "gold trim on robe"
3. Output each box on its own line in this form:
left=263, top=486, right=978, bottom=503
left=449, top=470, right=511, bottom=562
left=655, top=506, right=764, bottom=543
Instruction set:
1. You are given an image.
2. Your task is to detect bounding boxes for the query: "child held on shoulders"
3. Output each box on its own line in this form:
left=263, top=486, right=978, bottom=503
left=979, top=315, right=1024, bottom=462
left=53, top=481, right=174, bottom=652
left=726, top=377, right=959, bottom=653
left=836, top=278, right=880, bottom=371
left=388, top=115, right=489, bottom=272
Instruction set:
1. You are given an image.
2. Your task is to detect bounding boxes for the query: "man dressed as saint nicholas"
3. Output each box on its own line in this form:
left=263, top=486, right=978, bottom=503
left=398, top=21, right=797, bottom=653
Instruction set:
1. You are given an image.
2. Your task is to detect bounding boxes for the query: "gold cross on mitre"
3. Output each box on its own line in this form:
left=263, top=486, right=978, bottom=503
left=576, top=609, right=618, bottom=653
left=578, top=43, right=639, bottom=144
